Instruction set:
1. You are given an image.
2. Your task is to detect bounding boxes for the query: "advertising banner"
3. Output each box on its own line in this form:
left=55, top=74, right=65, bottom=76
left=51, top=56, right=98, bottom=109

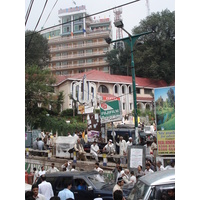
left=157, top=130, right=175, bottom=155
left=154, top=86, right=175, bottom=155
left=100, top=100, right=122, bottom=124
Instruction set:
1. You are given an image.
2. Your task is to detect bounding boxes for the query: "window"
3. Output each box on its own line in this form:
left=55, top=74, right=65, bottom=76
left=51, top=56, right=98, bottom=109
left=78, top=60, right=85, bottom=64
left=87, top=40, right=92, bottom=44
left=129, top=87, right=132, bottom=94
left=144, top=88, right=152, bottom=95
left=74, top=24, right=83, bottom=31
left=136, top=88, right=140, bottom=94
left=114, top=85, right=118, bottom=93
left=87, top=59, right=93, bottom=63
left=86, top=49, right=93, bottom=53
left=98, top=85, right=108, bottom=93
left=122, top=86, right=125, bottom=94
left=123, top=103, right=125, bottom=110
left=130, top=103, right=132, bottom=110
left=103, top=67, right=109, bottom=72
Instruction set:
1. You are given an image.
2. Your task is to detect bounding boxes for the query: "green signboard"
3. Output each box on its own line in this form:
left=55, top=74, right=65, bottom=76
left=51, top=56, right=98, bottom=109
left=100, top=100, right=122, bottom=123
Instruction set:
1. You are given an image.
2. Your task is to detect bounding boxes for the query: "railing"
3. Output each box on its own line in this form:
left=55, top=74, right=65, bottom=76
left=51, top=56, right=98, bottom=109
left=50, top=41, right=107, bottom=52
left=51, top=52, right=106, bottom=61
left=50, top=61, right=107, bottom=70
left=48, top=31, right=110, bottom=44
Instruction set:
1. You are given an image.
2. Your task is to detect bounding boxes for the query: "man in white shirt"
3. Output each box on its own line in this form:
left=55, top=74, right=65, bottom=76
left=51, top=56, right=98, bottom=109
left=61, top=161, right=71, bottom=171
left=90, top=140, right=100, bottom=162
left=38, top=166, right=46, bottom=177
left=103, top=139, right=115, bottom=155
left=156, top=160, right=165, bottom=171
left=130, top=171, right=137, bottom=187
left=116, top=136, right=127, bottom=164
left=165, top=159, right=175, bottom=170
left=32, top=183, right=46, bottom=200
left=46, top=163, right=59, bottom=173
left=94, top=162, right=103, bottom=172
left=144, top=163, right=154, bottom=175
left=38, top=175, right=54, bottom=200
left=113, top=177, right=124, bottom=194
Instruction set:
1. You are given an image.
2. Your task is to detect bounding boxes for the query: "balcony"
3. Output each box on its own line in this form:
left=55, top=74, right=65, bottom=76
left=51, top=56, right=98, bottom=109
left=50, top=60, right=108, bottom=71
left=51, top=51, right=106, bottom=62
left=50, top=41, right=108, bottom=53
left=48, top=30, right=110, bottom=44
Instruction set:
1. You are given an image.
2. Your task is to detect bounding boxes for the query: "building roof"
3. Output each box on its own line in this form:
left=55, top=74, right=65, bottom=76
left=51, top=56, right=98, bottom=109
left=55, top=70, right=169, bottom=88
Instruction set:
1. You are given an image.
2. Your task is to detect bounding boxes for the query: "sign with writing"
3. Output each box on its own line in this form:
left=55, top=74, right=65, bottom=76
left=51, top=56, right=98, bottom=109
left=130, top=148, right=143, bottom=168
left=100, top=100, right=122, bottom=123
left=157, top=131, right=175, bottom=155
left=154, top=86, right=175, bottom=156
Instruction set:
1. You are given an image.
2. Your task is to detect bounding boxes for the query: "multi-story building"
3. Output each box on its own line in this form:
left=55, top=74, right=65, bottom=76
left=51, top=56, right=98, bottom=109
left=41, top=5, right=112, bottom=76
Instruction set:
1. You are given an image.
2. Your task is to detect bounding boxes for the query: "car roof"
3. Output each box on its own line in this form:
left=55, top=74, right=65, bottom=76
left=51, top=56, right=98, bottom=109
left=139, top=169, right=175, bottom=186
left=45, top=170, right=99, bottom=177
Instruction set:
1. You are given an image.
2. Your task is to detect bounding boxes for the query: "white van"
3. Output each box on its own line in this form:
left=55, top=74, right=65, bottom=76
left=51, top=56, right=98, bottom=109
left=127, top=169, right=175, bottom=200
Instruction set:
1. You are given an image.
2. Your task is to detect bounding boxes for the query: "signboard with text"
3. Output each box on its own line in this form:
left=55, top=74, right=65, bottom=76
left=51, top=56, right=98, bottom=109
left=157, top=130, right=175, bottom=155
left=100, top=100, right=122, bottom=124
left=154, top=86, right=175, bottom=155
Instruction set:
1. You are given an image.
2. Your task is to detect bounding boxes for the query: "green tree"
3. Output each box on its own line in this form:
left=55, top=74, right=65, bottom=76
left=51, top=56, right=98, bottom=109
left=25, top=65, right=56, bottom=129
left=25, top=30, right=50, bottom=68
left=167, top=88, right=175, bottom=107
left=132, top=9, right=175, bottom=84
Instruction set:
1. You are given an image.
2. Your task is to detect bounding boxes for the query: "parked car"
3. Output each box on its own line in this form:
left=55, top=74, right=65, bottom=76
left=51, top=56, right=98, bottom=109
left=37, top=171, right=132, bottom=200
left=127, top=169, right=175, bottom=200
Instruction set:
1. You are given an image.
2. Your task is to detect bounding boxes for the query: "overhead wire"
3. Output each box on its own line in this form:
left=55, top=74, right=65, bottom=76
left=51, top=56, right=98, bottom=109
left=25, top=0, right=141, bottom=37
left=25, top=0, right=35, bottom=26
left=42, top=0, right=59, bottom=29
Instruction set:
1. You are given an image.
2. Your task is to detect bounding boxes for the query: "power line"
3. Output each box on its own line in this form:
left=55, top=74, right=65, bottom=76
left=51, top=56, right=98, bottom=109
left=25, top=0, right=35, bottom=26
left=25, top=0, right=141, bottom=37
left=42, top=0, right=59, bottom=29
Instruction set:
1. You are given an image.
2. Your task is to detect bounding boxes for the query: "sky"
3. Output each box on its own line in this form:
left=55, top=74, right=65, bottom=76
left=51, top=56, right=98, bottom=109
left=25, top=0, right=175, bottom=39
left=154, top=86, right=175, bottom=102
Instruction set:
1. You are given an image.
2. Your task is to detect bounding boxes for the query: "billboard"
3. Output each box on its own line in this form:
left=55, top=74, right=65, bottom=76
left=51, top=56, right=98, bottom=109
left=154, top=86, right=175, bottom=155
left=100, top=100, right=122, bottom=124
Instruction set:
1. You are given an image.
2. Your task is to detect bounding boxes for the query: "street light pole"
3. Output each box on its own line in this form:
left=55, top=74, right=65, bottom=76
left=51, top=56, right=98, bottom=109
left=105, top=20, right=155, bottom=144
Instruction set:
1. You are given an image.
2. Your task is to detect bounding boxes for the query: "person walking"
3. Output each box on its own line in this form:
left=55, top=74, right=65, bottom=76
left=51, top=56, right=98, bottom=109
left=58, top=179, right=75, bottom=200
left=32, top=183, right=46, bottom=200
left=38, top=175, right=54, bottom=200
left=151, top=136, right=158, bottom=165
left=90, top=140, right=100, bottom=162
left=33, top=167, right=39, bottom=183
left=116, top=136, right=127, bottom=164
left=46, top=163, right=59, bottom=173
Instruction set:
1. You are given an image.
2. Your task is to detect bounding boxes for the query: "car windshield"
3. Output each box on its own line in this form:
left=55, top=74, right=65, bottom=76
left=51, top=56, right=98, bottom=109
left=87, top=174, right=108, bottom=190
left=127, top=180, right=149, bottom=200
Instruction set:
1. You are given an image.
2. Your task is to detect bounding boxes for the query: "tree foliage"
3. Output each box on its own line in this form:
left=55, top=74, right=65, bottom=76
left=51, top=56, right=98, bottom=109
left=132, top=9, right=175, bottom=84
left=25, top=30, right=50, bottom=68
left=106, top=9, right=175, bottom=84
left=25, top=65, right=56, bottom=129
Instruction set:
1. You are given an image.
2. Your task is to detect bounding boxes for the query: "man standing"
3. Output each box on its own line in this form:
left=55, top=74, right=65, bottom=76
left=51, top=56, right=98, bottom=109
left=58, top=180, right=74, bottom=200
left=46, top=163, right=59, bottom=173
left=37, top=138, right=44, bottom=150
left=38, top=175, right=54, bottom=200
left=112, top=162, right=120, bottom=183
left=90, top=140, right=100, bottom=162
left=151, top=136, right=158, bottom=165
left=32, top=183, right=46, bottom=200
left=116, top=136, right=127, bottom=164
left=144, top=163, right=154, bottom=175
left=33, top=167, right=39, bottom=183
left=74, top=138, right=87, bottom=161
left=156, top=160, right=165, bottom=171
left=38, top=166, right=46, bottom=177
left=113, top=177, right=124, bottom=194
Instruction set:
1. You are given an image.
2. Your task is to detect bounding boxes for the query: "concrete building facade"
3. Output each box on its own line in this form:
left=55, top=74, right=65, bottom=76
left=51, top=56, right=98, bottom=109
left=41, top=5, right=112, bottom=76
